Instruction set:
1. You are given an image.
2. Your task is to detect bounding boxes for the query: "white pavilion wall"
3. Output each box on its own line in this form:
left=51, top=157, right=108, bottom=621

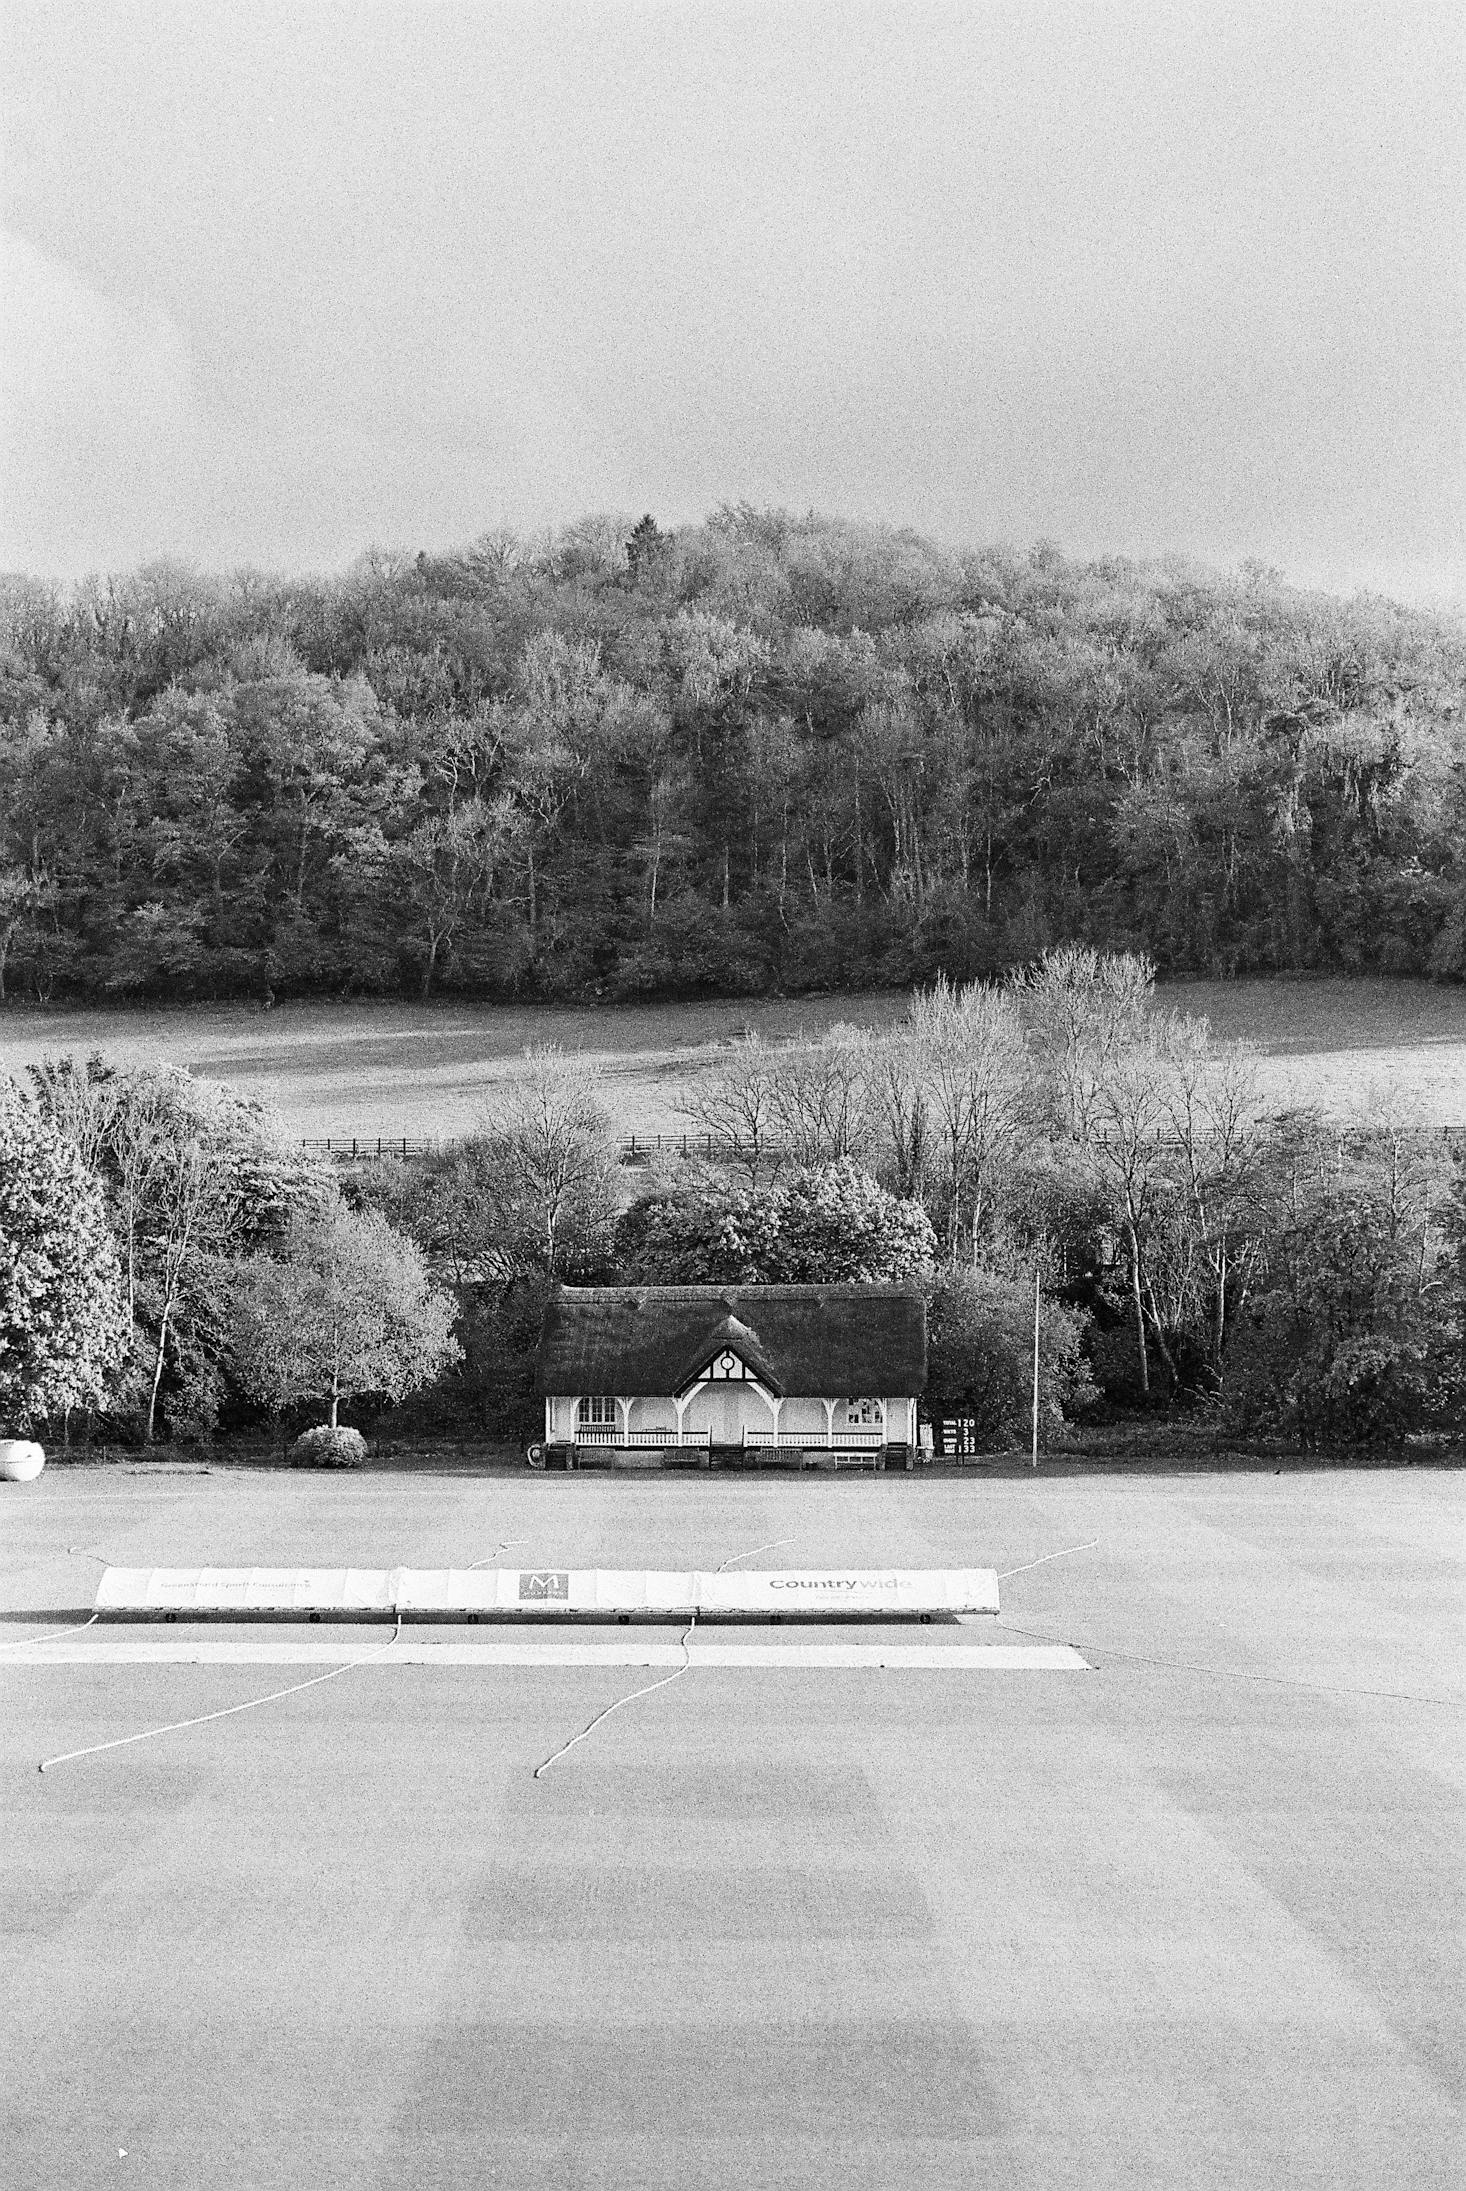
left=682, top=1386, right=776, bottom=1442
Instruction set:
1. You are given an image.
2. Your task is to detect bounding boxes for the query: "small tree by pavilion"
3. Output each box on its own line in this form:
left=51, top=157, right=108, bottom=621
left=926, top=1269, right=1095, bottom=1453
left=231, top=1204, right=459, bottom=1447
left=0, top=1082, right=129, bottom=1428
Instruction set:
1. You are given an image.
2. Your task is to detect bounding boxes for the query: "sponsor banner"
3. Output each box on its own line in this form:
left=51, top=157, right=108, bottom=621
left=96, top=1566, right=1001, bottom=1617
left=94, top=1567, right=397, bottom=1613
left=519, top=1570, right=569, bottom=1602
left=396, top=1569, right=1000, bottom=1614
left=392, top=1570, right=697, bottom=1614
left=698, top=1569, right=1000, bottom=1615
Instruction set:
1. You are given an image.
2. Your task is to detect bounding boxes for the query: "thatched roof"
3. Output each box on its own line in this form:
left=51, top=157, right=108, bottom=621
left=536, top=1284, right=927, bottom=1397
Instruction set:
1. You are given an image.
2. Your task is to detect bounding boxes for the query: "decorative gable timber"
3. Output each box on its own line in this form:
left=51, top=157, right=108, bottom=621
left=670, top=1313, right=782, bottom=1397
left=705, top=1350, right=753, bottom=1380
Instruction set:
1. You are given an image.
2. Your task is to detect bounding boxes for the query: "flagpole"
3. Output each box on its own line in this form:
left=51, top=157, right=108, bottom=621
left=1032, top=1269, right=1041, bottom=1470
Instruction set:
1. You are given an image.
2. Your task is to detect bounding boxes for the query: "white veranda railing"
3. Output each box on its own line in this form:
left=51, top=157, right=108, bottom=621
left=573, top=1423, right=888, bottom=1449
left=574, top=1426, right=711, bottom=1447
left=743, top=1426, right=885, bottom=1449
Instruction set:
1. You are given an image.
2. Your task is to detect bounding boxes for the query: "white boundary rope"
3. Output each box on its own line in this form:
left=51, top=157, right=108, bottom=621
left=0, top=1613, right=99, bottom=1654
left=468, top=1540, right=527, bottom=1570
left=998, top=1539, right=1100, bottom=1579
left=529, top=1534, right=797, bottom=1778
left=994, top=1617, right=1454, bottom=1707
left=532, top=1613, right=697, bottom=1778
left=38, top=1617, right=404, bottom=1774
left=716, top=1536, right=796, bottom=1572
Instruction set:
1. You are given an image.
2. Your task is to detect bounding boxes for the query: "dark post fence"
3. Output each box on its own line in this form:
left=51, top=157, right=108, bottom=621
left=297, top=1129, right=750, bottom=1162
left=300, top=1123, right=1466, bottom=1164
left=299, top=1135, right=429, bottom=1159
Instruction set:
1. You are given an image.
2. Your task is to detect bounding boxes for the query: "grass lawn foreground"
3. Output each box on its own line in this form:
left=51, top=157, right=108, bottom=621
left=1, top=1463, right=1461, bottom=2191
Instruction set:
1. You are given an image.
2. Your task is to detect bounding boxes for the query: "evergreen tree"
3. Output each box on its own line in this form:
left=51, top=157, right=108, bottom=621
left=0, top=1083, right=129, bottom=1425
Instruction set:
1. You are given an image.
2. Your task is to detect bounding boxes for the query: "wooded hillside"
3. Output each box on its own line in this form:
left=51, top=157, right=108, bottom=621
left=2, top=507, right=1463, bottom=1002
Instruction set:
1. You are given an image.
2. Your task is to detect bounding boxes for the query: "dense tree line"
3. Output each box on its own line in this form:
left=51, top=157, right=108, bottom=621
left=2, top=508, right=1463, bottom=1004
left=4, top=954, right=1463, bottom=1453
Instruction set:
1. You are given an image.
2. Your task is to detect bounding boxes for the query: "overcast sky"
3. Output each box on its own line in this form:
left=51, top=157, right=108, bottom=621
left=2, top=0, right=1461, bottom=601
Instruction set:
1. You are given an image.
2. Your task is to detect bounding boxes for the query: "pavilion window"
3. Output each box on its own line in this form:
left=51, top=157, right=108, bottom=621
left=577, top=1395, right=618, bottom=1426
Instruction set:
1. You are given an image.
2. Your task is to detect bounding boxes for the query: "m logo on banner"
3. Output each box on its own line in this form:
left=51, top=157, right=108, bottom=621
left=520, top=1571, right=570, bottom=1602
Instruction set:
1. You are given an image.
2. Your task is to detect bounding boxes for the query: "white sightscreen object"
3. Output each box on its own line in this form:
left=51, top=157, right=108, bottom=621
left=0, top=1439, right=46, bottom=1482
left=94, top=1567, right=1001, bottom=1617
left=94, top=1568, right=398, bottom=1613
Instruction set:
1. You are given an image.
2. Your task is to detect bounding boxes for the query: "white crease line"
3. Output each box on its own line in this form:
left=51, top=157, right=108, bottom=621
left=4, top=1639, right=1088, bottom=1670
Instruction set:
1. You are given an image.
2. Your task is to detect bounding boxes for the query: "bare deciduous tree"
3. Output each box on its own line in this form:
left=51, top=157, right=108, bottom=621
left=1015, top=944, right=1154, bottom=1144
left=678, top=1034, right=786, bottom=1187
left=1084, top=1018, right=1176, bottom=1396
left=1157, top=1030, right=1264, bottom=1382
left=871, top=1031, right=931, bottom=1201
left=479, top=1045, right=619, bottom=1274
left=883, top=976, right=1036, bottom=1260
left=764, top=1028, right=875, bottom=1168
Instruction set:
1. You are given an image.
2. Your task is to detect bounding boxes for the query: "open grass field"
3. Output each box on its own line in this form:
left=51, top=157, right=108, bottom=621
left=1, top=976, right=1464, bottom=1139
left=2, top=1464, right=1461, bottom=2190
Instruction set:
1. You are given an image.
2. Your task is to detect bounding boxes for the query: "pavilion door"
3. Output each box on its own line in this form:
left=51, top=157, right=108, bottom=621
left=690, top=1386, right=763, bottom=1446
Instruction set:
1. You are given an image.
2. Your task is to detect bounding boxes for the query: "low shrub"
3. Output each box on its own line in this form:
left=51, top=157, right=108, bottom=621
left=289, top=1424, right=367, bottom=1469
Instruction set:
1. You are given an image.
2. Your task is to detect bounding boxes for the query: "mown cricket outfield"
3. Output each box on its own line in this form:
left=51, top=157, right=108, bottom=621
left=2, top=1463, right=1460, bottom=2191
